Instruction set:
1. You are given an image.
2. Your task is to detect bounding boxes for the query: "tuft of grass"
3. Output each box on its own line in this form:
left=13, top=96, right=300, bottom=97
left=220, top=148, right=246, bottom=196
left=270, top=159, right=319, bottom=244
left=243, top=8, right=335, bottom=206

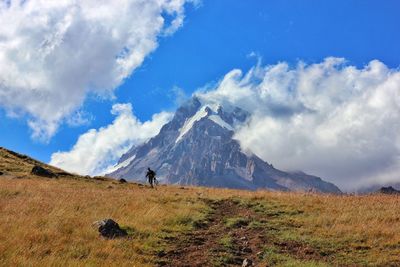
left=0, top=189, right=21, bottom=198
left=260, top=246, right=329, bottom=267
left=219, top=235, right=234, bottom=250
left=213, top=236, right=239, bottom=267
left=248, top=219, right=264, bottom=229
left=224, top=216, right=250, bottom=228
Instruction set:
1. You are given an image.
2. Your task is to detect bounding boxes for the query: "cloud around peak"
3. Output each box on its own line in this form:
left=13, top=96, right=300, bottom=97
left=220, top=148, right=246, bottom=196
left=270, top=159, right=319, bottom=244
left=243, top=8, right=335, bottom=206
left=197, top=58, right=400, bottom=190
left=51, top=57, right=400, bottom=190
left=0, top=0, right=193, bottom=140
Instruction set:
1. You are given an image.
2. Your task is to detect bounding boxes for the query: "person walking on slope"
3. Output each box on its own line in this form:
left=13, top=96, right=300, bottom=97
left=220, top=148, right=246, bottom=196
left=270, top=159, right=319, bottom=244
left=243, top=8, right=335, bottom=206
left=145, top=167, right=156, bottom=188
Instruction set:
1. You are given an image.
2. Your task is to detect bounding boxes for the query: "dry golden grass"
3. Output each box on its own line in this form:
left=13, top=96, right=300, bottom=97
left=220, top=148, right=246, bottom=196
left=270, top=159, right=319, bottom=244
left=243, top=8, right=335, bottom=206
left=1, top=147, right=400, bottom=266
left=256, top=192, right=400, bottom=265
left=0, top=147, right=64, bottom=177
left=0, top=177, right=210, bottom=266
left=207, top=190, right=400, bottom=265
left=2, top=177, right=399, bottom=266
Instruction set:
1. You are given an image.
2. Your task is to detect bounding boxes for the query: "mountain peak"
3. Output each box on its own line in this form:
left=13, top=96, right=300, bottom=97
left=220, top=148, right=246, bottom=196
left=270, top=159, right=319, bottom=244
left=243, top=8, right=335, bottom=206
left=174, top=101, right=245, bottom=143
left=108, top=97, right=341, bottom=193
left=175, top=97, right=250, bottom=125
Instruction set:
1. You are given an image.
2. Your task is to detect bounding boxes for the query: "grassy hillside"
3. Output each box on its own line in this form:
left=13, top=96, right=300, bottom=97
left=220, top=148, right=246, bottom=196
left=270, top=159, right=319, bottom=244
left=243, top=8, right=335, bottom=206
left=1, top=147, right=399, bottom=266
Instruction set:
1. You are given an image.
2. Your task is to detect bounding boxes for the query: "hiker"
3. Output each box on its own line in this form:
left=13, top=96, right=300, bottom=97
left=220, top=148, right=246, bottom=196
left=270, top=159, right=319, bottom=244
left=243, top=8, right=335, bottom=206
left=145, top=167, right=156, bottom=188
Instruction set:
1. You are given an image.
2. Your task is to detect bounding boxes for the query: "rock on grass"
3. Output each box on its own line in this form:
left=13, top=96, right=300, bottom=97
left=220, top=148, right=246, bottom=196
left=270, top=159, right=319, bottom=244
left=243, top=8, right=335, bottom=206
left=92, top=219, right=127, bottom=239
left=31, top=165, right=57, bottom=178
left=242, top=258, right=253, bottom=267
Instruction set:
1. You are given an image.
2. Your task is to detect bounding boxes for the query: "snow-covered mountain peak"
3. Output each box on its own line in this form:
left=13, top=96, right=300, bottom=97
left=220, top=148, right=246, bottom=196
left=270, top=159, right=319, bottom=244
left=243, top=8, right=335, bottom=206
left=174, top=99, right=249, bottom=143
left=176, top=105, right=210, bottom=143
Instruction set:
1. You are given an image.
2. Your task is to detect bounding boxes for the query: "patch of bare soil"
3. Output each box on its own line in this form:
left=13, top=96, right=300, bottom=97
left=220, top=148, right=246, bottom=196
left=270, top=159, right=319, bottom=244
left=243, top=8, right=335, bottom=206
left=157, top=199, right=267, bottom=266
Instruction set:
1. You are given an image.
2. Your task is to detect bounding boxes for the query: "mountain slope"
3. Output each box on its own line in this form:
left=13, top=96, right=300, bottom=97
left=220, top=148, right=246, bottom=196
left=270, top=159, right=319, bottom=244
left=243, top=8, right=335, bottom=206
left=0, top=146, right=108, bottom=181
left=108, top=97, right=341, bottom=193
left=0, top=147, right=66, bottom=178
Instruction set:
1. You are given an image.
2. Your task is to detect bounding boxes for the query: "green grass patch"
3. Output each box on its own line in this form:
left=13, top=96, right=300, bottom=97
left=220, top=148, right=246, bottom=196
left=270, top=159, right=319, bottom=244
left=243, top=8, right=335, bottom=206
left=224, top=217, right=249, bottom=228
left=248, top=219, right=265, bottom=229
left=245, top=198, right=377, bottom=266
left=219, top=235, right=234, bottom=250
left=259, top=246, right=329, bottom=267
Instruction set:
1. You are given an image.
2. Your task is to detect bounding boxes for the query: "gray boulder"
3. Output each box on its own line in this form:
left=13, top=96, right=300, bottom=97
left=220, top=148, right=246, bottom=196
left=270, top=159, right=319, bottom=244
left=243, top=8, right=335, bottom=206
left=93, top=219, right=127, bottom=239
left=31, top=165, right=57, bottom=178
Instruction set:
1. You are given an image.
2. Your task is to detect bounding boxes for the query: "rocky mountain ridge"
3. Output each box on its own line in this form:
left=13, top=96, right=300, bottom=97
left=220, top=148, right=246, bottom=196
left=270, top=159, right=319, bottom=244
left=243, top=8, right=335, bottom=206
left=108, top=97, right=341, bottom=193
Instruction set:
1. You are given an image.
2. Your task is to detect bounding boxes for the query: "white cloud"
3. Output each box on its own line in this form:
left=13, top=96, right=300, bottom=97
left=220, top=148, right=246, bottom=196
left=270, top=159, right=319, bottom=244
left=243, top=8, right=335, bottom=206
left=50, top=103, right=172, bottom=175
left=169, top=85, right=189, bottom=106
left=0, top=0, right=193, bottom=140
left=197, top=58, right=400, bottom=190
left=66, top=110, right=94, bottom=127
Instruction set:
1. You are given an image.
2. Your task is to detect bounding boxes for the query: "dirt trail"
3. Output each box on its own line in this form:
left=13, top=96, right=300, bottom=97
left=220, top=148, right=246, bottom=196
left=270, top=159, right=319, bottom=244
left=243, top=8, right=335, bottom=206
left=158, top=199, right=267, bottom=267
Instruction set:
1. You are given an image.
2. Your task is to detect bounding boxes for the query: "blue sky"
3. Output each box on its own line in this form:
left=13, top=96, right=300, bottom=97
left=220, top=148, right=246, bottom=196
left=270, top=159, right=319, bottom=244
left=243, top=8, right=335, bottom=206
left=1, top=0, right=400, bottom=188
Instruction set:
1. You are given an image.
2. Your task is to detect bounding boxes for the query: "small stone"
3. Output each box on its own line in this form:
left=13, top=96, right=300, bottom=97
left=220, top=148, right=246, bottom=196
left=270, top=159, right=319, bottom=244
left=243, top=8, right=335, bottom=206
left=157, top=250, right=166, bottom=257
left=92, top=219, right=127, bottom=239
left=242, top=247, right=252, bottom=253
left=242, top=258, right=253, bottom=267
left=240, top=236, right=247, bottom=240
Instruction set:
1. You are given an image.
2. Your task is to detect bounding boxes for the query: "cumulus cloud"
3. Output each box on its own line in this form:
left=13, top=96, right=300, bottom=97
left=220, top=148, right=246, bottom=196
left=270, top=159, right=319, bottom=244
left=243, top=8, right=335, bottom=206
left=50, top=103, right=172, bottom=175
left=197, top=58, right=400, bottom=190
left=0, top=0, right=193, bottom=140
